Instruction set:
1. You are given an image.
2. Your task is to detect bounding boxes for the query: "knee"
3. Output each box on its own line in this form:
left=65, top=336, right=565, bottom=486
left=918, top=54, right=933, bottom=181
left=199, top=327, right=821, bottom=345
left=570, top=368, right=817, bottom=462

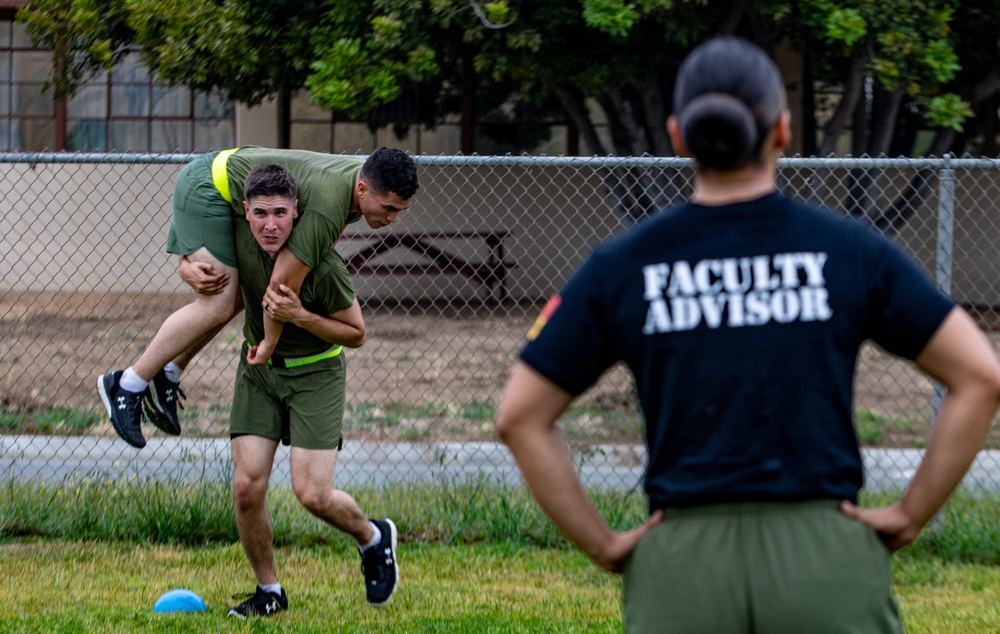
left=195, top=293, right=238, bottom=327
left=292, top=481, right=327, bottom=514
left=233, top=473, right=266, bottom=510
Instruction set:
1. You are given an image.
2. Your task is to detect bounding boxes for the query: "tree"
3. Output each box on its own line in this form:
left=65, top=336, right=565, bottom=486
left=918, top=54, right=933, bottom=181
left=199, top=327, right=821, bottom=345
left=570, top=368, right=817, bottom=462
left=19, top=0, right=998, bottom=225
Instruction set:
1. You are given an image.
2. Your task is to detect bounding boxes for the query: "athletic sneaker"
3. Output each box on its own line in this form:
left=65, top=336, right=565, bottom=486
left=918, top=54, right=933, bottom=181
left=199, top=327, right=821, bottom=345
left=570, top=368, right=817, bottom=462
left=97, top=370, right=146, bottom=449
left=227, top=586, right=288, bottom=619
left=143, top=369, right=184, bottom=436
left=360, top=518, right=399, bottom=606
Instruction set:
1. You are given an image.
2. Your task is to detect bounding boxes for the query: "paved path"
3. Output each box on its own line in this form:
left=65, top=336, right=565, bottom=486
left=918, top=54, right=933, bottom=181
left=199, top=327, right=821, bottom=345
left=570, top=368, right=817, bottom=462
left=4, top=434, right=1000, bottom=494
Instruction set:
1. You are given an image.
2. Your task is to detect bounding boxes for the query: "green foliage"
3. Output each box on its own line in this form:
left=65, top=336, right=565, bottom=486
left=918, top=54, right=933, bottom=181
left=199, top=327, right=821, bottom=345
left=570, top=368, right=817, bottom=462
left=825, top=7, right=866, bottom=46
left=926, top=93, right=974, bottom=131
left=582, top=0, right=638, bottom=38
left=16, top=0, right=987, bottom=154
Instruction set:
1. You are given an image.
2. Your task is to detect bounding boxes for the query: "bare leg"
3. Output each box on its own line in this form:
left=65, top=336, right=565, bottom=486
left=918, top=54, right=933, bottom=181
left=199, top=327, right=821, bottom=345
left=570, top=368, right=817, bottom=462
left=232, top=435, right=280, bottom=586
left=132, top=249, right=240, bottom=381
left=290, top=447, right=376, bottom=544
left=170, top=292, right=244, bottom=371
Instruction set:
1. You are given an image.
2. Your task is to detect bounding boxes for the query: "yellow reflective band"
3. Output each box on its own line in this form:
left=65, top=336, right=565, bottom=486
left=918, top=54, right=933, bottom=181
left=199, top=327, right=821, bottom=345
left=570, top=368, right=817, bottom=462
left=271, top=345, right=343, bottom=368
left=211, top=148, right=238, bottom=203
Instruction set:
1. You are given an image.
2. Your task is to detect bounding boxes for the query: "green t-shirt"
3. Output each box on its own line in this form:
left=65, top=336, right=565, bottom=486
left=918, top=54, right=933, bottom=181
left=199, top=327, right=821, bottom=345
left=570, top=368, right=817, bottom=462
left=234, top=217, right=356, bottom=358
left=227, top=147, right=365, bottom=269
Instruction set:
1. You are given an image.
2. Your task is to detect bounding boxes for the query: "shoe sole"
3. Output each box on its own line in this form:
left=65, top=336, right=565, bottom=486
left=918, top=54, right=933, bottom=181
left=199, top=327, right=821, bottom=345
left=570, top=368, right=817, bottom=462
left=96, top=374, right=115, bottom=421
left=97, top=373, right=145, bottom=448
left=145, top=398, right=181, bottom=435
left=370, top=518, right=399, bottom=607
left=146, top=382, right=181, bottom=435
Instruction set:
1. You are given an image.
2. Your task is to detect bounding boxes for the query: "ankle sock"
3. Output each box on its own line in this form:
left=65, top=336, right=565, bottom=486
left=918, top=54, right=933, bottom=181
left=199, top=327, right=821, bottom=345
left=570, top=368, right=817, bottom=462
left=119, top=368, right=148, bottom=393
left=260, top=583, right=281, bottom=596
left=359, top=522, right=381, bottom=552
left=163, top=362, right=182, bottom=384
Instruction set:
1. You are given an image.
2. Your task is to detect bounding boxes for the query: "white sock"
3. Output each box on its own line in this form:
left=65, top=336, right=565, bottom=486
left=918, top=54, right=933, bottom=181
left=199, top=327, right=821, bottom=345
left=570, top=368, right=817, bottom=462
left=119, top=368, right=148, bottom=393
left=359, top=522, right=381, bottom=551
left=163, top=362, right=182, bottom=384
left=259, top=582, right=281, bottom=595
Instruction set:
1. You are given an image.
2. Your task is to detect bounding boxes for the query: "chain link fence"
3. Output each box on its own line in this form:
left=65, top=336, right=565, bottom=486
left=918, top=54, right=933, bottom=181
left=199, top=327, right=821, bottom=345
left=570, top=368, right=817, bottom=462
left=2, top=154, right=1000, bottom=493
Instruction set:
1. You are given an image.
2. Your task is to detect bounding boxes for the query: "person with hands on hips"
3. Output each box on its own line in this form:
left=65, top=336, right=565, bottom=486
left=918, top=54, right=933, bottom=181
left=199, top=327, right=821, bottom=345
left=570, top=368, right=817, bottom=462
left=495, top=36, right=1000, bottom=634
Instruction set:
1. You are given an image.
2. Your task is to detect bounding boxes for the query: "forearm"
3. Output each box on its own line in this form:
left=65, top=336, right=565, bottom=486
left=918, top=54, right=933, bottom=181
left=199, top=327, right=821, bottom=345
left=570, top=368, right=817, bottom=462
left=272, top=248, right=310, bottom=293
left=257, top=250, right=312, bottom=356
left=291, top=310, right=365, bottom=348
left=502, top=421, right=616, bottom=562
left=899, top=384, right=996, bottom=526
left=903, top=308, right=1000, bottom=527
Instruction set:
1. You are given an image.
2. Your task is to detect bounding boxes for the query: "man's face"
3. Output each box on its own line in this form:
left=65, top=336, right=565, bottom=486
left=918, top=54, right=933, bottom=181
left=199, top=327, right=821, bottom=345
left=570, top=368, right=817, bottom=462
left=244, top=195, right=299, bottom=258
left=358, top=182, right=411, bottom=229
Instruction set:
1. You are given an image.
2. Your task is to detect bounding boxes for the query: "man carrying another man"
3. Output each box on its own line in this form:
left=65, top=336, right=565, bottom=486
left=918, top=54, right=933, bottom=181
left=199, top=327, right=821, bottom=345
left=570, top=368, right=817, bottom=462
left=223, top=163, right=398, bottom=618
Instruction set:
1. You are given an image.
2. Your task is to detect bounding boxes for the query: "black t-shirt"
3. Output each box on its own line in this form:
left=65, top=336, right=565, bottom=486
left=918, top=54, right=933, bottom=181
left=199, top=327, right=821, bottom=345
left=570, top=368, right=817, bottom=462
left=520, top=192, right=955, bottom=509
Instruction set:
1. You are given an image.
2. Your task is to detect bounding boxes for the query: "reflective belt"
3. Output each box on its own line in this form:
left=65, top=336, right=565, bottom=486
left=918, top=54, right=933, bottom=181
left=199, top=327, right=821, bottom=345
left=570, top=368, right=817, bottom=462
left=245, top=342, right=344, bottom=369
left=211, top=148, right=239, bottom=203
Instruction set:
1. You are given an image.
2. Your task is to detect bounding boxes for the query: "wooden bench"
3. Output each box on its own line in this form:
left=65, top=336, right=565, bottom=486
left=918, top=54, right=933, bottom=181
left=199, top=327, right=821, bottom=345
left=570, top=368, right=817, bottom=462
left=341, top=231, right=512, bottom=303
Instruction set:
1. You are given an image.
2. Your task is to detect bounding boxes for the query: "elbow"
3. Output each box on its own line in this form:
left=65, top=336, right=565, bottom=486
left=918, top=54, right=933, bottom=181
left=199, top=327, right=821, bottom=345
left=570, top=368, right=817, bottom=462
left=984, top=369, right=1000, bottom=409
left=494, top=409, right=515, bottom=446
left=345, top=327, right=366, bottom=349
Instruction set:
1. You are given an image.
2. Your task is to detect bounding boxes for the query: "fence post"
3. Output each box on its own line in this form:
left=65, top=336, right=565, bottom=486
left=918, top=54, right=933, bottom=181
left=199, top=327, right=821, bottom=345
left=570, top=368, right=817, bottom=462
left=932, top=154, right=955, bottom=419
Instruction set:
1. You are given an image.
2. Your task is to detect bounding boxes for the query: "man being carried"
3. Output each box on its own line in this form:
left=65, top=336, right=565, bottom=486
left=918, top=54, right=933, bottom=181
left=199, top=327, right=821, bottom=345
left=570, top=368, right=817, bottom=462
left=225, top=164, right=397, bottom=618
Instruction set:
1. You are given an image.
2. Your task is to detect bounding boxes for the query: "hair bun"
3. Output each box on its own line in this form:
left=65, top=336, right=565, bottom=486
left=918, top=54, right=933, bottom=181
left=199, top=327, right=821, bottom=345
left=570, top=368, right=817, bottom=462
left=678, top=93, right=758, bottom=170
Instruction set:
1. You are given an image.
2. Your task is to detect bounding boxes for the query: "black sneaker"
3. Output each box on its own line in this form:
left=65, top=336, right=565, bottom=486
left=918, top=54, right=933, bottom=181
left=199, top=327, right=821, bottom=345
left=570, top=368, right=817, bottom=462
left=97, top=370, right=146, bottom=448
left=360, top=518, right=398, bottom=606
left=143, top=369, right=184, bottom=435
left=227, top=586, right=288, bottom=619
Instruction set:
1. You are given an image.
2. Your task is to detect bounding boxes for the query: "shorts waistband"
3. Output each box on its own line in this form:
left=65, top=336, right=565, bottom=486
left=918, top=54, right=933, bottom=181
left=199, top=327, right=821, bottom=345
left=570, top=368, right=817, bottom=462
left=657, top=499, right=840, bottom=519
left=244, top=341, right=344, bottom=369
left=211, top=148, right=239, bottom=203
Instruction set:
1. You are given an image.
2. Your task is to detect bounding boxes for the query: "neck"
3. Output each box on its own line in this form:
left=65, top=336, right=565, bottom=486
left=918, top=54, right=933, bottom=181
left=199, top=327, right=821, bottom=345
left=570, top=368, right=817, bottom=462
left=690, top=161, right=777, bottom=206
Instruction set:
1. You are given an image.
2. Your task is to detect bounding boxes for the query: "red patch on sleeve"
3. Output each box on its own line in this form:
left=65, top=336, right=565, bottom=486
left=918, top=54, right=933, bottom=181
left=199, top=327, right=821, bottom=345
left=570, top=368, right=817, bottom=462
left=527, top=294, right=562, bottom=341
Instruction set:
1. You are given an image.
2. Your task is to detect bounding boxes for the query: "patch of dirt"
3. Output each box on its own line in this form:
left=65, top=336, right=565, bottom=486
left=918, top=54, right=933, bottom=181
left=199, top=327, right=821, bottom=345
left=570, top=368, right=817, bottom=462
left=2, top=291, right=999, bottom=448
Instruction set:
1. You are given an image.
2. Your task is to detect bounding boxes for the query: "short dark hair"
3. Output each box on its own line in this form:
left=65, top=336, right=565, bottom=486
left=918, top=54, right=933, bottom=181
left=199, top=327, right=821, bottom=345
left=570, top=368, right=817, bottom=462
left=359, top=147, right=419, bottom=200
left=244, top=164, right=298, bottom=201
left=673, top=37, right=786, bottom=170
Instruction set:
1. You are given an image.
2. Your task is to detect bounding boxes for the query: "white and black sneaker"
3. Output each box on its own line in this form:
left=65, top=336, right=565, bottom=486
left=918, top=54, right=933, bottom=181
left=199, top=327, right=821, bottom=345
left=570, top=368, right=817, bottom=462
left=227, top=586, right=288, bottom=619
left=143, top=369, right=184, bottom=436
left=97, top=370, right=146, bottom=448
left=361, top=518, right=399, bottom=606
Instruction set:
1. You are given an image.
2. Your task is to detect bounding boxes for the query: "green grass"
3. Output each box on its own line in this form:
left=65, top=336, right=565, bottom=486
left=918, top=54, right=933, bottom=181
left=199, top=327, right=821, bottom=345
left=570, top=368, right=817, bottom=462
left=0, top=407, right=105, bottom=435
left=4, top=538, right=1000, bottom=632
left=4, top=477, right=1000, bottom=631
left=0, top=541, right=623, bottom=633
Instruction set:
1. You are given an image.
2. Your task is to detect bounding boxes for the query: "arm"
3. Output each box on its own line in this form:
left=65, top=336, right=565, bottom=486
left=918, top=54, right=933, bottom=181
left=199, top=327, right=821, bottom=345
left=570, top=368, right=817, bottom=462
left=495, top=362, right=662, bottom=572
left=263, top=284, right=365, bottom=348
left=250, top=248, right=313, bottom=364
left=841, top=307, right=1000, bottom=551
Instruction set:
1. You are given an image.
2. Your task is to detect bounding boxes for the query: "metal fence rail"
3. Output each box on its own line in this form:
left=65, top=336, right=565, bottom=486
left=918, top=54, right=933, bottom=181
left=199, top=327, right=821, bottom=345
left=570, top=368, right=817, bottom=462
left=3, top=154, right=1000, bottom=493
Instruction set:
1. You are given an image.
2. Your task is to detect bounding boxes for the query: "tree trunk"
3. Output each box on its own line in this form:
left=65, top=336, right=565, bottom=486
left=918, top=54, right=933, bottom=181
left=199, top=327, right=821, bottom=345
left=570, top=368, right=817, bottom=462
left=819, top=53, right=868, bottom=156
left=551, top=83, right=640, bottom=225
left=550, top=83, right=607, bottom=156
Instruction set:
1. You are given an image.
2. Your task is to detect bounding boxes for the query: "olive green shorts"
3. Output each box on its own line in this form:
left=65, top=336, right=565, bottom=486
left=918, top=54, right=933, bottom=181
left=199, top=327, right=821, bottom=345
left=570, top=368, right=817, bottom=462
left=229, top=346, right=346, bottom=450
left=165, top=152, right=238, bottom=267
left=622, top=500, right=903, bottom=634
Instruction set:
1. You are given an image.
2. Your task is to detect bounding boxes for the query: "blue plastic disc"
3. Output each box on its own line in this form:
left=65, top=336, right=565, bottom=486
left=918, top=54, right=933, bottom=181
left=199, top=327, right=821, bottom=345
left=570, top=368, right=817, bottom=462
left=153, top=588, right=207, bottom=613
